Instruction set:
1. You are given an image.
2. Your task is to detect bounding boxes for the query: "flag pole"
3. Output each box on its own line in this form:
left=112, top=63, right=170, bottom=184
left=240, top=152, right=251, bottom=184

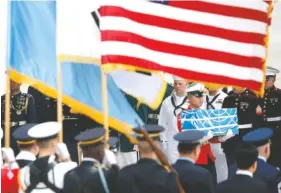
left=4, top=69, right=11, bottom=148
left=57, top=60, right=63, bottom=142
left=101, top=70, right=109, bottom=149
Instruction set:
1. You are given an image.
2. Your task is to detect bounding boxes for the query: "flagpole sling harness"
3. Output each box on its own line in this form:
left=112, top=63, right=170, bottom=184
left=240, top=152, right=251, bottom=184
left=25, top=160, right=62, bottom=193
left=206, top=94, right=220, bottom=109
left=171, top=95, right=188, bottom=116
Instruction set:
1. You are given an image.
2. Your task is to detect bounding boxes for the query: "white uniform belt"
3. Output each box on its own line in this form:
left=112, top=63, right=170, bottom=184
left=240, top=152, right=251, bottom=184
left=11, top=121, right=26, bottom=127
left=238, top=124, right=252, bottom=129
left=148, top=114, right=159, bottom=119
left=267, top=116, right=281, bottom=122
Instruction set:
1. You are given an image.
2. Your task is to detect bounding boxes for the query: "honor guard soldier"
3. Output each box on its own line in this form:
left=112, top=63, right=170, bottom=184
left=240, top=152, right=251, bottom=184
left=18, top=122, right=77, bottom=193
left=115, top=125, right=179, bottom=193
left=159, top=76, right=188, bottom=163
left=147, top=83, right=174, bottom=124
left=203, top=86, right=228, bottom=182
left=229, top=128, right=280, bottom=193
left=216, top=143, right=268, bottom=193
left=181, top=83, right=217, bottom=183
left=257, top=67, right=281, bottom=169
left=173, top=130, right=215, bottom=193
left=62, top=104, right=100, bottom=163
left=27, top=86, right=57, bottom=123
left=222, top=87, right=258, bottom=167
left=63, top=127, right=119, bottom=193
left=12, top=124, right=39, bottom=168
left=1, top=80, right=37, bottom=154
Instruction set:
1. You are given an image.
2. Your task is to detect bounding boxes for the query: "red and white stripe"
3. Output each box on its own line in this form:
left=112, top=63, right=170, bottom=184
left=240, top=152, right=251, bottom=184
left=100, top=0, right=271, bottom=92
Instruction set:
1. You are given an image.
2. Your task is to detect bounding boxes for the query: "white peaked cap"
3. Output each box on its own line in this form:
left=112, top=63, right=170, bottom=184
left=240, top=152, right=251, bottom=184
left=186, top=83, right=205, bottom=93
left=266, top=66, right=280, bottom=76
left=28, top=122, right=62, bottom=139
left=173, top=75, right=185, bottom=81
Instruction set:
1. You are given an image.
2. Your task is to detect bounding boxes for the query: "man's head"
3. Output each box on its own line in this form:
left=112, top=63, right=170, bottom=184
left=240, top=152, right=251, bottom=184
left=242, top=128, right=273, bottom=160
left=265, top=66, right=279, bottom=89
left=234, top=143, right=258, bottom=173
left=174, top=130, right=206, bottom=161
left=265, top=76, right=275, bottom=89
left=133, top=125, right=165, bottom=160
left=186, top=83, right=205, bottom=108
left=12, top=123, right=39, bottom=155
left=28, top=122, right=62, bottom=156
left=173, top=76, right=188, bottom=96
left=10, top=80, right=21, bottom=93
left=75, top=127, right=106, bottom=163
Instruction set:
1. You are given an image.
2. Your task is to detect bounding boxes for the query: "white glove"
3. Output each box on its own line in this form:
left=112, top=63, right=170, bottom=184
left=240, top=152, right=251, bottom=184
left=103, top=149, right=117, bottom=167
left=220, top=130, right=234, bottom=142
left=2, top=147, right=16, bottom=163
left=56, top=143, right=70, bottom=161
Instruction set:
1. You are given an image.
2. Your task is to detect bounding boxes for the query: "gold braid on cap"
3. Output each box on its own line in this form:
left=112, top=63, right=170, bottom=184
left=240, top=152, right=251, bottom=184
left=17, top=140, right=35, bottom=145
left=79, top=136, right=105, bottom=145
left=135, top=133, right=160, bottom=138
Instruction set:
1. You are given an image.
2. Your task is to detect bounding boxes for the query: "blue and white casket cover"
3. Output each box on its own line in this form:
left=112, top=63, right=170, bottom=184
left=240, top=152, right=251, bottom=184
left=179, top=108, right=239, bottom=136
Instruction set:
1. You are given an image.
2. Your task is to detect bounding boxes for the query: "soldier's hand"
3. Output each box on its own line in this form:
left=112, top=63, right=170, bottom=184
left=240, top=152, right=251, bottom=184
left=220, top=130, right=234, bottom=142
left=2, top=147, right=16, bottom=163
left=56, top=143, right=71, bottom=162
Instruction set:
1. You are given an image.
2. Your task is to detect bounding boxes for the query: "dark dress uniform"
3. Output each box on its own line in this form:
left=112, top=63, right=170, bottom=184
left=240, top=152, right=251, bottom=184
left=173, top=159, right=215, bottom=193
left=115, top=124, right=179, bottom=193
left=115, top=158, right=178, bottom=193
left=229, top=159, right=279, bottom=193
left=173, top=129, right=215, bottom=193
left=1, top=92, right=37, bottom=154
left=63, top=104, right=101, bottom=162
left=63, top=128, right=119, bottom=193
left=12, top=123, right=38, bottom=168
left=222, top=89, right=258, bottom=167
left=147, top=84, right=174, bottom=124
left=228, top=128, right=280, bottom=193
left=27, top=86, right=57, bottom=122
left=216, top=173, right=268, bottom=193
left=257, top=86, right=281, bottom=169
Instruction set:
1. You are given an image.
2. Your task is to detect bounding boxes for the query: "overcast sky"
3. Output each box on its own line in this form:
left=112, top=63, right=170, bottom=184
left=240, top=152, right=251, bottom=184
left=0, top=1, right=280, bottom=96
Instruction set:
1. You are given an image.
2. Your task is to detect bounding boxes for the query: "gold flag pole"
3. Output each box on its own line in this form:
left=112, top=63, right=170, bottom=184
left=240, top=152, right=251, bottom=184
left=101, top=70, right=109, bottom=149
left=57, top=60, right=63, bottom=142
left=4, top=69, right=11, bottom=148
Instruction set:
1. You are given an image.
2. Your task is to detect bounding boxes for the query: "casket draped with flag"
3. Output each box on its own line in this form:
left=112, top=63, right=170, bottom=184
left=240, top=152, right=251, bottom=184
left=179, top=108, right=239, bottom=136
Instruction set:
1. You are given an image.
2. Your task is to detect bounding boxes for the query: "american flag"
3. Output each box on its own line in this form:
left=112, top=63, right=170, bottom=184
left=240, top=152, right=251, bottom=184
left=100, top=0, right=273, bottom=93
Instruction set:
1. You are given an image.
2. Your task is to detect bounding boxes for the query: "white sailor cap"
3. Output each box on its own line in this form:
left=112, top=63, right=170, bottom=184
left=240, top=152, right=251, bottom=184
left=266, top=66, right=280, bottom=77
left=186, top=83, right=206, bottom=97
left=173, top=75, right=185, bottom=81
left=28, top=122, right=62, bottom=139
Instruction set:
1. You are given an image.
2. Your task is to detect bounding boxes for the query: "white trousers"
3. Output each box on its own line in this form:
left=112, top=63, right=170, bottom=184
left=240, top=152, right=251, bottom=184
left=210, top=143, right=228, bottom=183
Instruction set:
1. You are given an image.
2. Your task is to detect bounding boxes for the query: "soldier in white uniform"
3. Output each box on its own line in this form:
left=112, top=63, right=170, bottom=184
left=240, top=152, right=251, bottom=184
left=203, top=87, right=228, bottom=183
left=158, top=75, right=188, bottom=163
left=18, top=122, right=77, bottom=193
